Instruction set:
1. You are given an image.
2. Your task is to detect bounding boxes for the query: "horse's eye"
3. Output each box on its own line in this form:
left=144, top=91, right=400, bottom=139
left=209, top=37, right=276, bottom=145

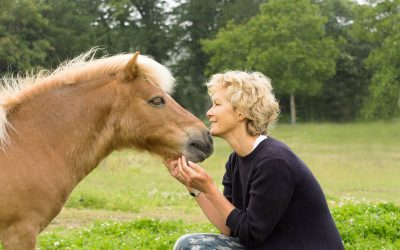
left=148, top=96, right=166, bottom=107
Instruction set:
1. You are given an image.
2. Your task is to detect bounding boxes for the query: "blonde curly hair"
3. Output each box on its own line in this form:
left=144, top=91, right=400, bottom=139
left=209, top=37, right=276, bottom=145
left=205, top=71, right=279, bottom=136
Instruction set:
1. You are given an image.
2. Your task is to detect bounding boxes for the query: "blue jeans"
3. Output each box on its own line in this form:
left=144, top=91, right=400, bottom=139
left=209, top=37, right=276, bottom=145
left=173, top=233, right=245, bottom=250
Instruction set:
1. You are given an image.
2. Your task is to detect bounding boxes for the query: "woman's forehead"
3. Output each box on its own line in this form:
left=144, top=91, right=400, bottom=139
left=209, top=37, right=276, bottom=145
left=211, top=86, right=229, bottom=100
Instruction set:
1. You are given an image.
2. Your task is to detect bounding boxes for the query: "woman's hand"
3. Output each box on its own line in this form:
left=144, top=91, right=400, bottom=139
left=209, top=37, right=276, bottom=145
left=163, top=158, right=187, bottom=186
left=178, top=156, right=216, bottom=194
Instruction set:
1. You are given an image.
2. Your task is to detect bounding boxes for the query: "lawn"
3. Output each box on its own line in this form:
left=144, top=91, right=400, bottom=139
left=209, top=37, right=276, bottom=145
left=64, top=120, right=400, bottom=216
left=4, top=121, right=400, bottom=249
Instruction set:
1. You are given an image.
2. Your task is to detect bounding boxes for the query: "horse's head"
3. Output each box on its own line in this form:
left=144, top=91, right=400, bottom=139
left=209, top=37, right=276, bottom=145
left=112, top=52, right=213, bottom=163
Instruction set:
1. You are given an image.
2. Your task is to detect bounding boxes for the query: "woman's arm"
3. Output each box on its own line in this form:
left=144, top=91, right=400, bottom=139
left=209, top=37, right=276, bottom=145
left=193, top=192, right=232, bottom=235
left=164, top=157, right=234, bottom=234
left=178, top=157, right=235, bottom=235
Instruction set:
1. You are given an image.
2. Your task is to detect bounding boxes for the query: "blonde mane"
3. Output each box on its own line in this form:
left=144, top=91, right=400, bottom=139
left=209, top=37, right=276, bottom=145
left=0, top=49, right=175, bottom=149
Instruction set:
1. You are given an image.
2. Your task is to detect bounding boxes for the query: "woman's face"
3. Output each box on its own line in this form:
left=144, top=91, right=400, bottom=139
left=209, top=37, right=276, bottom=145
left=206, top=86, right=241, bottom=138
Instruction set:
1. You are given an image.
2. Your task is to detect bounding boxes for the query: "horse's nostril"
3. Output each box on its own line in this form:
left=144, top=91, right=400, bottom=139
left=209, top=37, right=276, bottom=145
left=189, top=139, right=213, bottom=155
left=190, top=141, right=199, bottom=149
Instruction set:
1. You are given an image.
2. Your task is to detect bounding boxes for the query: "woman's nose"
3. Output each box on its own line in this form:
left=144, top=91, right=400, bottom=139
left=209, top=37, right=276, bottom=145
left=206, top=107, right=213, bottom=117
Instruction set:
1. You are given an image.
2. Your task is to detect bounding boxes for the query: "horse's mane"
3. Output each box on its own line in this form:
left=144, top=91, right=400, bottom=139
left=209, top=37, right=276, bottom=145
left=0, top=48, right=175, bottom=148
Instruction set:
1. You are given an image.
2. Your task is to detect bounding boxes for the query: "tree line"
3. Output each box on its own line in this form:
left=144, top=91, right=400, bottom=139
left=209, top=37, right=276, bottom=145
left=0, top=0, right=399, bottom=122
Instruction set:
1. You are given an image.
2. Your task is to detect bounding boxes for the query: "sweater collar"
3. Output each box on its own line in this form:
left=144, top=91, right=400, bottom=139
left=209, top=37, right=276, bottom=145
left=252, top=135, right=268, bottom=150
left=238, top=137, right=269, bottom=162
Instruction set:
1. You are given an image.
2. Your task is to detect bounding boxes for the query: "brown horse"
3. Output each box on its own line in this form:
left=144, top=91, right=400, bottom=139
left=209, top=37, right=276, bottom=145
left=0, top=49, right=213, bottom=249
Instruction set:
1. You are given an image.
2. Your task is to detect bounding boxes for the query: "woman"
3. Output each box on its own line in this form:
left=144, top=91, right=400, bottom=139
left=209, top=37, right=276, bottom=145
left=164, top=71, right=344, bottom=249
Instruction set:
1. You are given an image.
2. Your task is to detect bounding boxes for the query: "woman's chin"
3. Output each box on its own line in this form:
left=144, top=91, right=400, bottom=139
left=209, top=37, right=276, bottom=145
left=210, top=130, right=221, bottom=138
left=209, top=129, right=217, bottom=136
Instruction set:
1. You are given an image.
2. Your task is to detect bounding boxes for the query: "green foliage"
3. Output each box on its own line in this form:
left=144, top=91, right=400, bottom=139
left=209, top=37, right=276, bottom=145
left=298, top=0, right=371, bottom=122
left=32, top=202, right=400, bottom=249
left=332, top=200, right=400, bottom=249
left=219, top=0, right=265, bottom=25
left=0, top=0, right=52, bottom=72
left=0, top=203, right=398, bottom=249
left=1, top=0, right=399, bottom=121
left=170, top=0, right=228, bottom=117
left=37, top=219, right=215, bottom=249
left=203, top=0, right=338, bottom=96
left=362, top=66, right=400, bottom=119
left=351, top=0, right=400, bottom=119
left=41, top=0, right=109, bottom=65
left=104, top=0, right=175, bottom=61
left=170, top=0, right=267, bottom=117
left=202, top=0, right=339, bottom=123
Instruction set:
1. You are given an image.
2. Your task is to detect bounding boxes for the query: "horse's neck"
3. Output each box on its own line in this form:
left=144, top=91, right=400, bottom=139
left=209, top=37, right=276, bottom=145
left=11, top=78, right=117, bottom=183
left=67, top=82, right=118, bottom=181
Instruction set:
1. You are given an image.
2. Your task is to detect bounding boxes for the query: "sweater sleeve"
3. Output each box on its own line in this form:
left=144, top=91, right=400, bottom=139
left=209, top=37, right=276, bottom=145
left=226, top=159, right=295, bottom=247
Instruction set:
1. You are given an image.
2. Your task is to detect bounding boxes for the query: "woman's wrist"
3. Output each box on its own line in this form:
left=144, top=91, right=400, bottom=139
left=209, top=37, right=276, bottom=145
left=186, top=187, right=201, bottom=196
left=189, top=188, right=201, bottom=197
left=202, top=184, right=219, bottom=197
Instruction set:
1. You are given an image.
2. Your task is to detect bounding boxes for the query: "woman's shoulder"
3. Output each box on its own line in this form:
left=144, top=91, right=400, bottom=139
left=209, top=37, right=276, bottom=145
left=226, top=137, right=299, bottom=169
left=257, top=137, right=296, bottom=161
left=256, top=137, right=309, bottom=180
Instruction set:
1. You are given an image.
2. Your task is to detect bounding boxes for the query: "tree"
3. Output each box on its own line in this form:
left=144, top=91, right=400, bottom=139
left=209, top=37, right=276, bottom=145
left=203, top=0, right=338, bottom=123
left=170, top=0, right=266, bottom=117
left=0, top=0, right=175, bottom=73
left=351, top=0, right=400, bottom=119
left=0, top=0, right=51, bottom=73
left=219, top=0, right=266, bottom=25
left=101, top=0, right=174, bottom=61
left=305, top=0, right=371, bottom=121
left=170, top=0, right=225, bottom=116
left=40, top=0, right=108, bottom=66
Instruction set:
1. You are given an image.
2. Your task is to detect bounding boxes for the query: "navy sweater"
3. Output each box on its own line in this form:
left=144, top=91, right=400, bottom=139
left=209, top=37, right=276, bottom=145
left=224, top=137, right=344, bottom=249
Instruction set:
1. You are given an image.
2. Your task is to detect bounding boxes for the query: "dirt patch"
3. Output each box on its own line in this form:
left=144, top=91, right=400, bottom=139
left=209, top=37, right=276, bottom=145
left=46, top=207, right=207, bottom=232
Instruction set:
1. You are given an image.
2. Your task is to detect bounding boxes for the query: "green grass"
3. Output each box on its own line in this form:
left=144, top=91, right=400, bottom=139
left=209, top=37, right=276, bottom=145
left=66, top=120, right=400, bottom=215
left=2, top=121, right=400, bottom=249
left=37, top=219, right=216, bottom=250
left=272, top=121, right=400, bottom=203
left=332, top=200, right=400, bottom=250
left=33, top=200, right=400, bottom=250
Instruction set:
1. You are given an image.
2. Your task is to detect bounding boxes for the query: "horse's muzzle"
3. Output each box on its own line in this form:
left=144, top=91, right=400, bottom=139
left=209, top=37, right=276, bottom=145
left=185, top=130, right=214, bottom=163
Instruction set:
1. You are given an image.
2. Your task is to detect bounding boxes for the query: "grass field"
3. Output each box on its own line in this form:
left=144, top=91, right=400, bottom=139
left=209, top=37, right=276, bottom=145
left=63, top=120, right=400, bottom=217
left=4, top=121, right=400, bottom=249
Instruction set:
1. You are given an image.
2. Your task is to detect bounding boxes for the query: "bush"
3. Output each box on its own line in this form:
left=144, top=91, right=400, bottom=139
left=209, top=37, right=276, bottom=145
left=331, top=200, right=400, bottom=249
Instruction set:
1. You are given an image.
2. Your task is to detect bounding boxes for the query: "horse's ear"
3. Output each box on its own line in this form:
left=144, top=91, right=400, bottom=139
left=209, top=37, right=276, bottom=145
left=123, top=51, right=140, bottom=81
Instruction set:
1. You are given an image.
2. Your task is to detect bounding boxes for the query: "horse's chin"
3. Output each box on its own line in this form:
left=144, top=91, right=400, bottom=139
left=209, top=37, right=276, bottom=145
left=183, top=146, right=212, bottom=163
left=161, top=151, right=205, bottom=163
left=185, top=151, right=207, bottom=163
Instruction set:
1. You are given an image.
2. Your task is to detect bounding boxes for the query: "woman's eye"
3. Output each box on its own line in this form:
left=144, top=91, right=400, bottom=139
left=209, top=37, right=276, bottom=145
left=148, top=96, right=166, bottom=107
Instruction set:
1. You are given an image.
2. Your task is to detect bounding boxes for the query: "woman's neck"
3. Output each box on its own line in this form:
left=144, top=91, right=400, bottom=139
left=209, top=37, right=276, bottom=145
left=223, top=128, right=259, bottom=157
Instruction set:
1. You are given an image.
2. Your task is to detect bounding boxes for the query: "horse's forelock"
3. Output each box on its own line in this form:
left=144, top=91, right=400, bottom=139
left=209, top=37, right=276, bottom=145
left=135, top=55, right=175, bottom=94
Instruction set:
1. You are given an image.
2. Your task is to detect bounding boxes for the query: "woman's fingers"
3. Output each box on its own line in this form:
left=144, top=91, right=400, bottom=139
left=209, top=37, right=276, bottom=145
left=163, top=158, right=183, bottom=179
left=180, top=156, right=198, bottom=175
left=180, top=156, right=211, bottom=189
left=162, top=160, right=173, bottom=173
left=178, top=157, right=191, bottom=180
left=187, top=161, right=203, bottom=172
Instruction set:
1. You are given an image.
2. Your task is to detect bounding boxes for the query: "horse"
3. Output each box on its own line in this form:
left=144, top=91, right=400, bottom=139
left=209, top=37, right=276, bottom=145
left=0, top=49, right=213, bottom=250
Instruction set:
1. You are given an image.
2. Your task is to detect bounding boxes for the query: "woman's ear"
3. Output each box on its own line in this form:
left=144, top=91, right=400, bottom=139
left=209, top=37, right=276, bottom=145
left=237, top=111, right=247, bottom=122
